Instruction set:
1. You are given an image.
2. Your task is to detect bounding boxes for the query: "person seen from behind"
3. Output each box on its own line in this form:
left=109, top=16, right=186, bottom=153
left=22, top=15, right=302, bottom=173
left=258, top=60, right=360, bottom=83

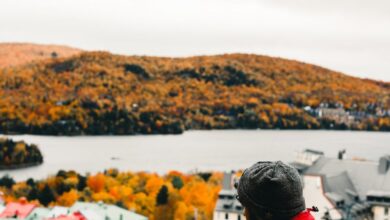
left=236, top=161, right=317, bottom=220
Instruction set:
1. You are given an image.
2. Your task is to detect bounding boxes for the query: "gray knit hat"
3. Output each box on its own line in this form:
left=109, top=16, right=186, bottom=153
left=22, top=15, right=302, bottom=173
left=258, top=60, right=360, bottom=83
left=236, top=161, right=305, bottom=218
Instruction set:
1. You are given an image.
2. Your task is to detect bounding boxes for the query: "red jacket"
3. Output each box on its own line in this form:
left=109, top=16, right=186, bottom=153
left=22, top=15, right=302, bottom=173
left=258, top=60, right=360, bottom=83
left=292, top=207, right=317, bottom=220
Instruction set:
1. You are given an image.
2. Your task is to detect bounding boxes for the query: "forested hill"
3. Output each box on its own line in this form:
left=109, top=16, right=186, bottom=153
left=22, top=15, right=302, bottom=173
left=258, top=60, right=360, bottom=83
left=1, top=51, right=389, bottom=135
left=0, top=43, right=82, bottom=68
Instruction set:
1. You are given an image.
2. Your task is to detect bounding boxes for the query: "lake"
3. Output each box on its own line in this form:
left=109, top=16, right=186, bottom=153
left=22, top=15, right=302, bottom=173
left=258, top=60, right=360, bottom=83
left=0, top=130, right=389, bottom=181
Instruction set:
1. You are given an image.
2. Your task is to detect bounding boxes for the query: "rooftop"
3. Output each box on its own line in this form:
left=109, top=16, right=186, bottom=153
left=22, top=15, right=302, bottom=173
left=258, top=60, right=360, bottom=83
left=25, top=207, right=50, bottom=220
left=305, top=156, right=390, bottom=200
left=70, top=202, right=147, bottom=220
left=0, top=199, right=36, bottom=219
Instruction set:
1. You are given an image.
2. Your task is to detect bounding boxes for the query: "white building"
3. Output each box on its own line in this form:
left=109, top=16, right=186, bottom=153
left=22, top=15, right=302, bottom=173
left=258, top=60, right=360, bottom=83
left=367, top=191, right=390, bottom=220
left=213, top=173, right=245, bottom=220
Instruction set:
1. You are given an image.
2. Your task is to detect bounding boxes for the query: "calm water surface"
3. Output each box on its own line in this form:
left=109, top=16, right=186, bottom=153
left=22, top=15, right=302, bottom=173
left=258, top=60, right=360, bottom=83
left=1, top=130, right=389, bottom=181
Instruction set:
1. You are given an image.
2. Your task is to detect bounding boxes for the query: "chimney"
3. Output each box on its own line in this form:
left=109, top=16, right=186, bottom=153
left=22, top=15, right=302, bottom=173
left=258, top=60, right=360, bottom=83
left=222, top=172, right=233, bottom=190
left=378, top=155, right=390, bottom=174
left=338, top=149, right=346, bottom=160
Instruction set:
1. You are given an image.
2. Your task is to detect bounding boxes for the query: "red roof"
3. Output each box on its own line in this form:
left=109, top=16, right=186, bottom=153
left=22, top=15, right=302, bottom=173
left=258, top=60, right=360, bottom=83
left=48, top=211, right=87, bottom=220
left=0, top=200, right=36, bottom=218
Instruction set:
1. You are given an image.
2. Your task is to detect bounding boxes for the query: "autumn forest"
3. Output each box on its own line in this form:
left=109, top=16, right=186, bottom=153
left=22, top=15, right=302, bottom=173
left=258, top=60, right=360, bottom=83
left=0, top=51, right=389, bottom=135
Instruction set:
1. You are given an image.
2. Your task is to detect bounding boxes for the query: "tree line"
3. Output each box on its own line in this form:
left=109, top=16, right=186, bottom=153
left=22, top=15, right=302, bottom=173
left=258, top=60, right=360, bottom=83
left=0, top=169, right=223, bottom=220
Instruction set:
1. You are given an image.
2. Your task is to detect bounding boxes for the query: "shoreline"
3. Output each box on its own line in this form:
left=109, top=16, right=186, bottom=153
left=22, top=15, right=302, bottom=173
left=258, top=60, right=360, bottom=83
left=0, top=127, right=389, bottom=137
left=0, top=161, right=42, bottom=171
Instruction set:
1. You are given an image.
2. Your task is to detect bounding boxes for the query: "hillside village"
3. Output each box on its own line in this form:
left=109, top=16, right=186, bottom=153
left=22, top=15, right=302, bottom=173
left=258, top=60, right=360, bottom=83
left=304, top=102, right=390, bottom=130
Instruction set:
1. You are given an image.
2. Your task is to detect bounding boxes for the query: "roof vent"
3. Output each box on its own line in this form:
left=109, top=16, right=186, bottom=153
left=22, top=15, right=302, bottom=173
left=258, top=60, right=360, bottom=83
left=338, top=149, right=346, bottom=160
left=345, top=189, right=359, bottom=202
left=222, top=172, right=233, bottom=190
left=378, top=155, right=390, bottom=174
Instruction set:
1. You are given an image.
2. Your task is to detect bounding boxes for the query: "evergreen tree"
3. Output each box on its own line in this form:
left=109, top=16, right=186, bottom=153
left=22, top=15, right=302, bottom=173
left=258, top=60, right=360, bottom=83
left=38, top=184, right=56, bottom=206
left=156, top=185, right=168, bottom=206
left=0, top=175, right=15, bottom=189
left=171, top=176, right=184, bottom=189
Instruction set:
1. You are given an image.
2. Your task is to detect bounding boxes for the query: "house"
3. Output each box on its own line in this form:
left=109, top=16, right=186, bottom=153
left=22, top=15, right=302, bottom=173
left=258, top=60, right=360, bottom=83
left=0, top=198, right=36, bottom=219
left=294, top=150, right=390, bottom=220
left=0, top=200, right=147, bottom=220
left=213, top=173, right=244, bottom=220
left=69, top=201, right=147, bottom=220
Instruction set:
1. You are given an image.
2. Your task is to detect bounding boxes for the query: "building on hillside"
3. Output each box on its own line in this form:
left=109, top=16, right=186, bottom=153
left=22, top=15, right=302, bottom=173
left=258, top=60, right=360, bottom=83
left=292, top=150, right=390, bottom=220
left=70, top=201, right=148, bottom=220
left=213, top=172, right=244, bottom=220
left=316, top=106, right=354, bottom=126
left=0, top=198, right=36, bottom=219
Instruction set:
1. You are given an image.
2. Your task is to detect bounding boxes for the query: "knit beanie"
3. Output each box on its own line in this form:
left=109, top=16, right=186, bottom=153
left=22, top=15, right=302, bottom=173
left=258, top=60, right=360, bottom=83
left=236, top=161, right=306, bottom=218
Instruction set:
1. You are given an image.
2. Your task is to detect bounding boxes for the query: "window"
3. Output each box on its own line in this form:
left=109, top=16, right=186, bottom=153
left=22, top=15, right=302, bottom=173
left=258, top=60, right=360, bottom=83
left=385, top=207, right=389, bottom=216
left=225, top=213, right=229, bottom=220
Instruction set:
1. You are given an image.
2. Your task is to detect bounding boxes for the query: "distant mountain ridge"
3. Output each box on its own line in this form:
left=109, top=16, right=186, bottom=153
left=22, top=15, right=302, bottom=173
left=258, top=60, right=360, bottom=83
left=0, top=43, right=82, bottom=68
left=0, top=45, right=389, bottom=135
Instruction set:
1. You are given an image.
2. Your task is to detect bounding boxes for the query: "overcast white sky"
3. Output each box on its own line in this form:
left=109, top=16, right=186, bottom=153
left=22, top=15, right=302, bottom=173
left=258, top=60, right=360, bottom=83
left=0, top=0, right=389, bottom=81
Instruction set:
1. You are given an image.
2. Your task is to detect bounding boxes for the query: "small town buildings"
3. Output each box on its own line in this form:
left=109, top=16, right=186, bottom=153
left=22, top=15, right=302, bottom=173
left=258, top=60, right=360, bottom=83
left=293, top=149, right=390, bottom=220
left=213, top=173, right=244, bottom=220
left=317, top=107, right=354, bottom=126
left=0, top=200, right=147, bottom=220
left=70, top=202, right=147, bottom=220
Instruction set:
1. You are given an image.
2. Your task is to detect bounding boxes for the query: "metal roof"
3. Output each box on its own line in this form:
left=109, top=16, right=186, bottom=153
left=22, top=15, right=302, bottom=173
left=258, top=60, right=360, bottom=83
left=25, top=207, right=50, bottom=220
left=0, top=202, right=36, bottom=219
left=46, top=206, right=70, bottom=219
left=322, top=171, right=359, bottom=204
left=304, top=157, right=390, bottom=200
left=70, top=202, right=147, bottom=220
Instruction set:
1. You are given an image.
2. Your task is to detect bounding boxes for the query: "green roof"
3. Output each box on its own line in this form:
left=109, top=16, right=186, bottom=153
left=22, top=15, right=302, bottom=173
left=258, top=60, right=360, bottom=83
left=70, top=202, right=147, bottom=220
